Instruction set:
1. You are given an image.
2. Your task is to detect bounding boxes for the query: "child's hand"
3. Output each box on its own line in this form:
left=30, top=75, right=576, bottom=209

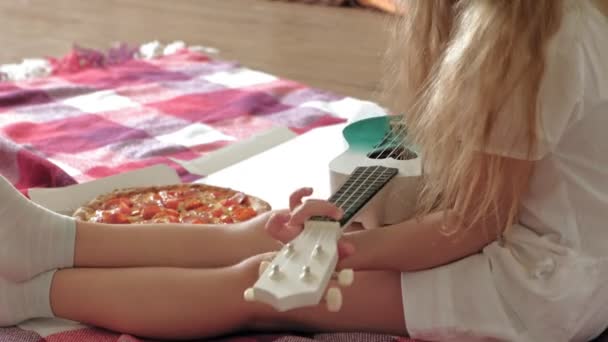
left=265, top=187, right=356, bottom=260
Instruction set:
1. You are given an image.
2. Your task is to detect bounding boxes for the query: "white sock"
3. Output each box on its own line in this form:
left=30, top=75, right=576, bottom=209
left=0, top=176, right=76, bottom=282
left=0, top=270, right=56, bottom=327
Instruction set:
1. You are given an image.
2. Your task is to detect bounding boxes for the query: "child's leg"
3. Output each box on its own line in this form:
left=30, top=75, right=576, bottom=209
left=74, top=214, right=280, bottom=270
left=47, top=255, right=406, bottom=339
left=0, top=175, right=279, bottom=282
left=252, top=270, right=407, bottom=336
left=50, top=265, right=255, bottom=340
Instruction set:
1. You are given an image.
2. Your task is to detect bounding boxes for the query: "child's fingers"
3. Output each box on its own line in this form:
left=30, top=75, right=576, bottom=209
left=337, top=240, right=356, bottom=260
left=240, top=252, right=278, bottom=278
left=257, top=251, right=278, bottom=263
left=288, top=199, right=343, bottom=227
left=289, top=187, right=314, bottom=211
left=265, top=211, right=302, bottom=243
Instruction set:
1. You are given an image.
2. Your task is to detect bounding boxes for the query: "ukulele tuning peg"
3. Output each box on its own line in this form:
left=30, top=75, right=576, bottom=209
left=336, top=269, right=354, bottom=287
left=243, top=288, right=256, bottom=302
left=300, top=265, right=312, bottom=280
left=258, top=261, right=271, bottom=276
left=325, top=287, right=343, bottom=312
left=311, top=244, right=324, bottom=258
left=284, top=242, right=294, bottom=255
left=268, top=264, right=281, bottom=280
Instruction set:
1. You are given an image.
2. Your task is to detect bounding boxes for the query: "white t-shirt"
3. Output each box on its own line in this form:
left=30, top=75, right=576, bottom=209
left=483, top=0, right=608, bottom=339
left=401, top=2, right=608, bottom=342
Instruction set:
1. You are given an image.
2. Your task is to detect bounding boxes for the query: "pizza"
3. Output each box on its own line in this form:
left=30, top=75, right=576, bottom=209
left=72, top=183, right=271, bottom=225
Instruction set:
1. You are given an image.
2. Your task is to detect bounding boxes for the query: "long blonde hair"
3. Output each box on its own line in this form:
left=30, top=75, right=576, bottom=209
left=386, top=0, right=565, bottom=232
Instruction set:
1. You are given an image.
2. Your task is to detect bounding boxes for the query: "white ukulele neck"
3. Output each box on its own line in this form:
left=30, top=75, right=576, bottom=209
left=320, top=165, right=398, bottom=227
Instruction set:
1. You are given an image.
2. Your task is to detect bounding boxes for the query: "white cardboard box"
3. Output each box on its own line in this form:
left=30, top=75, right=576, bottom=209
left=28, top=164, right=181, bottom=215
left=28, top=124, right=348, bottom=214
left=201, top=123, right=348, bottom=209
left=169, top=126, right=297, bottom=176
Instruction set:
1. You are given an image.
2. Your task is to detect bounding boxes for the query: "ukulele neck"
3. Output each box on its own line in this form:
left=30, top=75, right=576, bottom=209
left=311, top=166, right=398, bottom=227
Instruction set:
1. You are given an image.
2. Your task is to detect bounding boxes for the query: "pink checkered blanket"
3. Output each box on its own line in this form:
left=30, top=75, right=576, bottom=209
left=0, top=44, right=415, bottom=342
left=0, top=44, right=350, bottom=192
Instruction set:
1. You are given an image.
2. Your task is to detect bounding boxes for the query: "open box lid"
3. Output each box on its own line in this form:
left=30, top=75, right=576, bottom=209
left=28, top=164, right=181, bottom=215
left=201, top=123, right=349, bottom=209
left=27, top=113, right=379, bottom=215
left=26, top=126, right=297, bottom=215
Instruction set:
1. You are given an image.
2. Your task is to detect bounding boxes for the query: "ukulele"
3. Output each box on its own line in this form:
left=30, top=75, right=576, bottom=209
left=243, top=115, right=422, bottom=312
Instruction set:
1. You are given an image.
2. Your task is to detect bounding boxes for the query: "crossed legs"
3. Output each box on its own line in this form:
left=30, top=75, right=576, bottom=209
left=0, top=176, right=407, bottom=339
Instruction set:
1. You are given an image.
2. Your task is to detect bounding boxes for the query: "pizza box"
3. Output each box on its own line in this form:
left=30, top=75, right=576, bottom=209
left=28, top=110, right=381, bottom=215
left=26, top=125, right=297, bottom=215
left=28, top=123, right=348, bottom=217
left=28, top=164, right=182, bottom=216
left=25, top=126, right=299, bottom=216
left=169, top=126, right=297, bottom=176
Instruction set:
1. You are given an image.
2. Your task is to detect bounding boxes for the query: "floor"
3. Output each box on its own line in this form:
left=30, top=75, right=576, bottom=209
left=0, top=0, right=390, bottom=104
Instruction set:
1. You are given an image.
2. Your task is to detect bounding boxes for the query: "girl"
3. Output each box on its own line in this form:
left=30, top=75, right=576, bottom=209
left=1, top=0, right=607, bottom=341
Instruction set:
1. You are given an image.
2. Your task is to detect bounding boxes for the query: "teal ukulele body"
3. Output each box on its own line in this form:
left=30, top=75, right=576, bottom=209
left=328, top=115, right=423, bottom=228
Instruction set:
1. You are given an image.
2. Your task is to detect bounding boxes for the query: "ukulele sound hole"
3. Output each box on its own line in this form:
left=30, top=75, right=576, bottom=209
left=367, top=147, right=417, bottom=160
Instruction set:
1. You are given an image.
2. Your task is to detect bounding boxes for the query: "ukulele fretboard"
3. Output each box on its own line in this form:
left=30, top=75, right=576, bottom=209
left=312, top=166, right=398, bottom=227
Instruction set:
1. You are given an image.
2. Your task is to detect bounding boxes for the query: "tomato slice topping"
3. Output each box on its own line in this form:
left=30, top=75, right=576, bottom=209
left=233, top=207, right=257, bottom=221
left=211, top=208, right=224, bottom=218
left=152, top=208, right=180, bottom=220
left=164, top=198, right=180, bottom=210
left=103, top=197, right=132, bottom=210
left=117, top=202, right=132, bottom=215
left=220, top=216, right=234, bottom=224
left=194, top=204, right=213, bottom=213
left=184, top=199, right=203, bottom=210
left=164, top=209, right=180, bottom=217
left=102, top=211, right=130, bottom=224
left=141, top=205, right=162, bottom=220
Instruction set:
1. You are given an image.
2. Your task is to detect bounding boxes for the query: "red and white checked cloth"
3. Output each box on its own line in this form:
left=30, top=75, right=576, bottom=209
left=0, top=44, right=416, bottom=342
left=0, top=44, right=385, bottom=193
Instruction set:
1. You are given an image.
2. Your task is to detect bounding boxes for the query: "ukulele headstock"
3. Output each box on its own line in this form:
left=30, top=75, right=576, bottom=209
left=244, top=220, right=353, bottom=312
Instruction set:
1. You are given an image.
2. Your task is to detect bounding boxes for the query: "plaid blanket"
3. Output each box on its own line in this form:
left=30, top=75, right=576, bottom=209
left=1, top=43, right=355, bottom=192
left=0, top=44, right=415, bottom=342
